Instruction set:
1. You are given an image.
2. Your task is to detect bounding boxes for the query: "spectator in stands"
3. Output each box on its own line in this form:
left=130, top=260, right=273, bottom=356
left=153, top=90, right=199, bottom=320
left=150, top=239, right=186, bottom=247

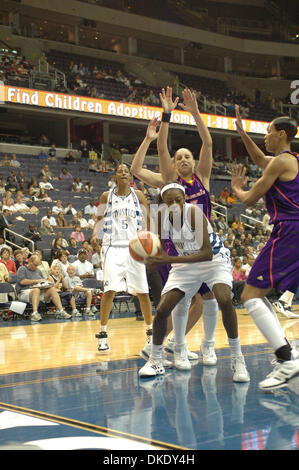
left=216, top=215, right=227, bottom=233
left=41, top=209, right=57, bottom=228
left=14, top=249, right=25, bottom=270
left=219, top=186, right=230, bottom=205
left=0, top=180, right=5, bottom=195
left=64, top=202, right=77, bottom=216
left=242, top=255, right=255, bottom=278
left=16, top=254, right=71, bottom=322
left=232, top=217, right=244, bottom=232
left=0, top=209, right=14, bottom=238
left=0, top=154, right=11, bottom=167
left=87, top=214, right=97, bottom=229
left=72, top=249, right=94, bottom=279
left=40, top=218, right=55, bottom=235
left=76, top=211, right=89, bottom=229
left=84, top=199, right=97, bottom=217
left=28, top=178, right=40, bottom=198
left=65, top=264, right=93, bottom=317
left=51, top=250, right=70, bottom=277
left=59, top=167, right=73, bottom=180
left=37, top=188, right=52, bottom=202
left=70, top=225, right=85, bottom=243
left=0, top=247, right=16, bottom=274
left=10, top=154, right=21, bottom=168
left=5, top=176, right=18, bottom=193
left=40, top=164, right=53, bottom=180
left=23, top=224, right=42, bottom=246
left=2, top=198, right=16, bottom=213
left=72, top=177, right=84, bottom=192
left=226, top=192, right=237, bottom=205
left=52, top=200, right=64, bottom=215
left=39, top=175, right=54, bottom=191
left=13, top=194, right=38, bottom=213
left=81, top=240, right=93, bottom=262
left=80, top=139, right=89, bottom=160
left=37, top=149, right=48, bottom=160
left=15, top=189, right=30, bottom=203
left=84, top=181, right=94, bottom=193
left=232, top=257, right=247, bottom=305
left=40, top=134, right=50, bottom=146
left=33, top=250, right=50, bottom=280
left=68, top=237, right=79, bottom=257
left=91, top=244, right=102, bottom=275
left=48, top=144, right=57, bottom=161
left=56, top=212, right=68, bottom=228
left=64, top=151, right=75, bottom=163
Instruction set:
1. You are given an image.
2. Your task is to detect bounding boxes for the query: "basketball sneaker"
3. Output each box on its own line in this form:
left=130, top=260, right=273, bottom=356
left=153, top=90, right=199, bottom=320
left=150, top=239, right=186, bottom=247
left=72, top=309, right=82, bottom=317
left=273, top=301, right=299, bottom=319
left=174, top=345, right=191, bottom=371
left=55, top=310, right=72, bottom=319
left=259, top=359, right=299, bottom=391
left=96, top=331, right=110, bottom=352
left=30, top=311, right=42, bottom=322
left=139, top=357, right=165, bottom=378
left=84, top=308, right=95, bottom=316
left=200, top=340, right=217, bottom=366
left=231, top=355, right=250, bottom=383
left=164, top=337, right=199, bottom=360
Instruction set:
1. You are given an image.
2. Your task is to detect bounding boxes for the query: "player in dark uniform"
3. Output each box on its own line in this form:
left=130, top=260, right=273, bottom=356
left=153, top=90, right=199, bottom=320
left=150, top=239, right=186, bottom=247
left=232, top=112, right=299, bottom=390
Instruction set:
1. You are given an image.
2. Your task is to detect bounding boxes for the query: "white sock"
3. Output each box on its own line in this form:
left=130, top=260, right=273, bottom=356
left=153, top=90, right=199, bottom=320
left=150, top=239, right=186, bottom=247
left=152, top=344, right=163, bottom=360
left=172, top=299, right=190, bottom=347
left=202, top=299, right=219, bottom=344
left=100, top=325, right=107, bottom=333
left=244, top=298, right=287, bottom=351
left=228, top=337, right=242, bottom=357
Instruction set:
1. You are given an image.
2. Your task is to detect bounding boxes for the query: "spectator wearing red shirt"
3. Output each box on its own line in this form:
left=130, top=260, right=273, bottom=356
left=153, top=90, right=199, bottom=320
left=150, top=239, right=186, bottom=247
left=0, top=247, right=16, bottom=274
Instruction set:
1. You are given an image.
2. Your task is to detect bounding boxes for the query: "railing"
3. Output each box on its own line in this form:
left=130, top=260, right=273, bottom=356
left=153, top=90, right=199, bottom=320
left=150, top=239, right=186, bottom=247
left=3, top=228, right=35, bottom=254
left=211, top=201, right=228, bottom=224
left=240, top=213, right=262, bottom=229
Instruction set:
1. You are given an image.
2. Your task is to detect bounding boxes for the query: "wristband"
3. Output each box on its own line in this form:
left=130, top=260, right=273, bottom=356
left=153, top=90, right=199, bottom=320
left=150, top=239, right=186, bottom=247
left=162, top=112, right=171, bottom=123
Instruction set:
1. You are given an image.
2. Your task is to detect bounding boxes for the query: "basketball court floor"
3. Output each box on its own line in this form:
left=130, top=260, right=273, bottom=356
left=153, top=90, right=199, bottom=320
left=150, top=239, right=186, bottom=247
left=0, top=306, right=298, bottom=451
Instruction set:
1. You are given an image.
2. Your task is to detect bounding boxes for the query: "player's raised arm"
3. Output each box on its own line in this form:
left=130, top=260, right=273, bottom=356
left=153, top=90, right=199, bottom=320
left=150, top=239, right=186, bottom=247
left=231, top=158, right=286, bottom=206
left=235, top=105, right=274, bottom=170
left=131, top=118, right=164, bottom=188
left=179, top=89, right=213, bottom=191
left=157, top=86, right=179, bottom=182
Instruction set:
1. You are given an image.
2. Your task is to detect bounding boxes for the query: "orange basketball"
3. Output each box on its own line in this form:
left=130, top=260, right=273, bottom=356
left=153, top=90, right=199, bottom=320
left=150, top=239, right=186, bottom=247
left=129, top=231, right=161, bottom=262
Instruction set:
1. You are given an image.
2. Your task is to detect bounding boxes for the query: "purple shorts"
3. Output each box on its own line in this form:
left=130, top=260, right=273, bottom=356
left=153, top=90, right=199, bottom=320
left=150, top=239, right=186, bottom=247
left=157, top=239, right=211, bottom=295
left=247, top=220, right=299, bottom=294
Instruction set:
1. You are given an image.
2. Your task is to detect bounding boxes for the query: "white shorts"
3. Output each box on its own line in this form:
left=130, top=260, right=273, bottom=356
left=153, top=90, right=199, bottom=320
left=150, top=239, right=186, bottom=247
left=101, top=245, right=149, bottom=295
left=18, top=288, right=51, bottom=303
left=161, top=249, right=233, bottom=302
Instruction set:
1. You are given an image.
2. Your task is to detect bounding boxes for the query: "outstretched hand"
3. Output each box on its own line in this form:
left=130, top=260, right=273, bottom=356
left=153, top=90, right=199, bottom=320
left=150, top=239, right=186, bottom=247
left=178, top=88, right=199, bottom=115
left=146, top=117, right=160, bottom=141
left=231, top=164, right=248, bottom=192
left=159, top=86, right=180, bottom=114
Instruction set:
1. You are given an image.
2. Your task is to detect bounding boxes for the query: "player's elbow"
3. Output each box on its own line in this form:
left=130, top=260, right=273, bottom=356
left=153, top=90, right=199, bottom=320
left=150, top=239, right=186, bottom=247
left=203, top=246, right=213, bottom=261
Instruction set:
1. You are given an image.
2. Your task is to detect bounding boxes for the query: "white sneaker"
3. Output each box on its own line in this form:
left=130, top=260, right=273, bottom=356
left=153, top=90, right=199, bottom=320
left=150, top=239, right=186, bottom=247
left=72, top=309, right=82, bottom=317
left=231, top=355, right=250, bottom=383
left=174, top=345, right=191, bottom=371
left=140, top=342, right=172, bottom=368
left=30, top=311, right=42, bottom=322
left=273, top=301, right=299, bottom=319
left=164, top=338, right=199, bottom=361
left=91, top=305, right=98, bottom=313
left=259, top=359, right=299, bottom=391
left=84, top=308, right=95, bottom=316
left=139, top=357, right=165, bottom=378
left=96, top=331, right=110, bottom=352
left=200, top=341, right=217, bottom=366
left=56, top=310, right=72, bottom=319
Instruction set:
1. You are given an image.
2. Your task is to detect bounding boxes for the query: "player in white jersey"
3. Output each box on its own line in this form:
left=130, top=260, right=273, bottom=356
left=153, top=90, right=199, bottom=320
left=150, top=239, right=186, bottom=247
left=139, top=183, right=250, bottom=382
left=92, top=163, right=153, bottom=353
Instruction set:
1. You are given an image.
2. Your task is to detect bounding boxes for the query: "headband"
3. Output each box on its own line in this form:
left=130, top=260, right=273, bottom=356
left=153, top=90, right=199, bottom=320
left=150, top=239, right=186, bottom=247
left=160, top=183, right=185, bottom=197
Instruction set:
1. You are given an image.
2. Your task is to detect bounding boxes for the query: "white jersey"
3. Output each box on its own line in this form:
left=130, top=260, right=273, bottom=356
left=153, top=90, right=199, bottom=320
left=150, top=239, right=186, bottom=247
left=161, top=203, right=224, bottom=257
left=102, top=187, right=143, bottom=247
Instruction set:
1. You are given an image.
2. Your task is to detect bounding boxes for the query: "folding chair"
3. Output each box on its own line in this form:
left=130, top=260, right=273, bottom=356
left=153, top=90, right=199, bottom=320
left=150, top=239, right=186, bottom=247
left=0, top=283, right=17, bottom=320
left=112, top=292, right=133, bottom=314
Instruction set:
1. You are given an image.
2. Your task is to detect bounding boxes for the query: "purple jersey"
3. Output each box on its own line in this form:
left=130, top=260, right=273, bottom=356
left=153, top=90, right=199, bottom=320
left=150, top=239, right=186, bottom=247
left=177, top=173, right=212, bottom=220
left=265, top=151, right=299, bottom=225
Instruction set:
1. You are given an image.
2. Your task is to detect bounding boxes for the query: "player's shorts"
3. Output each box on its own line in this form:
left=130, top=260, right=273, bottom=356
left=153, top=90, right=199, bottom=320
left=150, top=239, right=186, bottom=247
left=101, top=245, right=149, bottom=295
left=247, top=220, right=299, bottom=294
left=161, top=248, right=233, bottom=302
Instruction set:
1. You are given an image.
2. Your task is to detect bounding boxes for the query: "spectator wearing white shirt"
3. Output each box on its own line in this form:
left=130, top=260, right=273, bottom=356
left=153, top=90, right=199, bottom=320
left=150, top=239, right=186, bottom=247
left=77, top=210, right=89, bottom=229
left=91, top=244, right=103, bottom=276
left=10, top=154, right=21, bottom=168
left=87, top=213, right=97, bottom=229
left=72, top=177, right=84, bottom=192
left=41, top=209, right=57, bottom=227
left=13, top=194, right=38, bottom=213
left=52, top=200, right=64, bottom=215
left=64, top=202, right=77, bottom=216
left=72, top=249, right=94, bottom=279
left=65, top=264, right=93, bottom=317
left=39, top=175, right=54, bottom=191
left=84, top=199, right=97, bottom=217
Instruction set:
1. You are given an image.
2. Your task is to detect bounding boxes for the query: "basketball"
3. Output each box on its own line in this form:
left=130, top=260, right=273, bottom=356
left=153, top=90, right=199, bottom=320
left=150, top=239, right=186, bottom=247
left=129, top=231, right=161, bottom=262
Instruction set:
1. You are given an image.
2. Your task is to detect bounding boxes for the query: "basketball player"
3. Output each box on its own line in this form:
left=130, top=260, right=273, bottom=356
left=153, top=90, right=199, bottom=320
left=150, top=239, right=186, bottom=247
left=92, top=163, right=153, bottom=353
left=139, top=183, right=249, bottom=382
left=231, top=112, right=299, bottom=390
left=131, top=89, right=219, bottom=366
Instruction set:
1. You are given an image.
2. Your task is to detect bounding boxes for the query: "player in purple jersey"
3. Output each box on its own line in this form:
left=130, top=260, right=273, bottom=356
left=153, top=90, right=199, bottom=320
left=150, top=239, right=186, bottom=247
left=232, top=109, right=299, bottom=390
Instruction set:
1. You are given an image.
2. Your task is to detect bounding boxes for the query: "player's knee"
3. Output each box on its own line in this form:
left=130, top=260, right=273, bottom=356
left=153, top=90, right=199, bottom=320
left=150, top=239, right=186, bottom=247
left=155, top=304, right=169, bottom=319
left=216, top=293, right=232, bottom=311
